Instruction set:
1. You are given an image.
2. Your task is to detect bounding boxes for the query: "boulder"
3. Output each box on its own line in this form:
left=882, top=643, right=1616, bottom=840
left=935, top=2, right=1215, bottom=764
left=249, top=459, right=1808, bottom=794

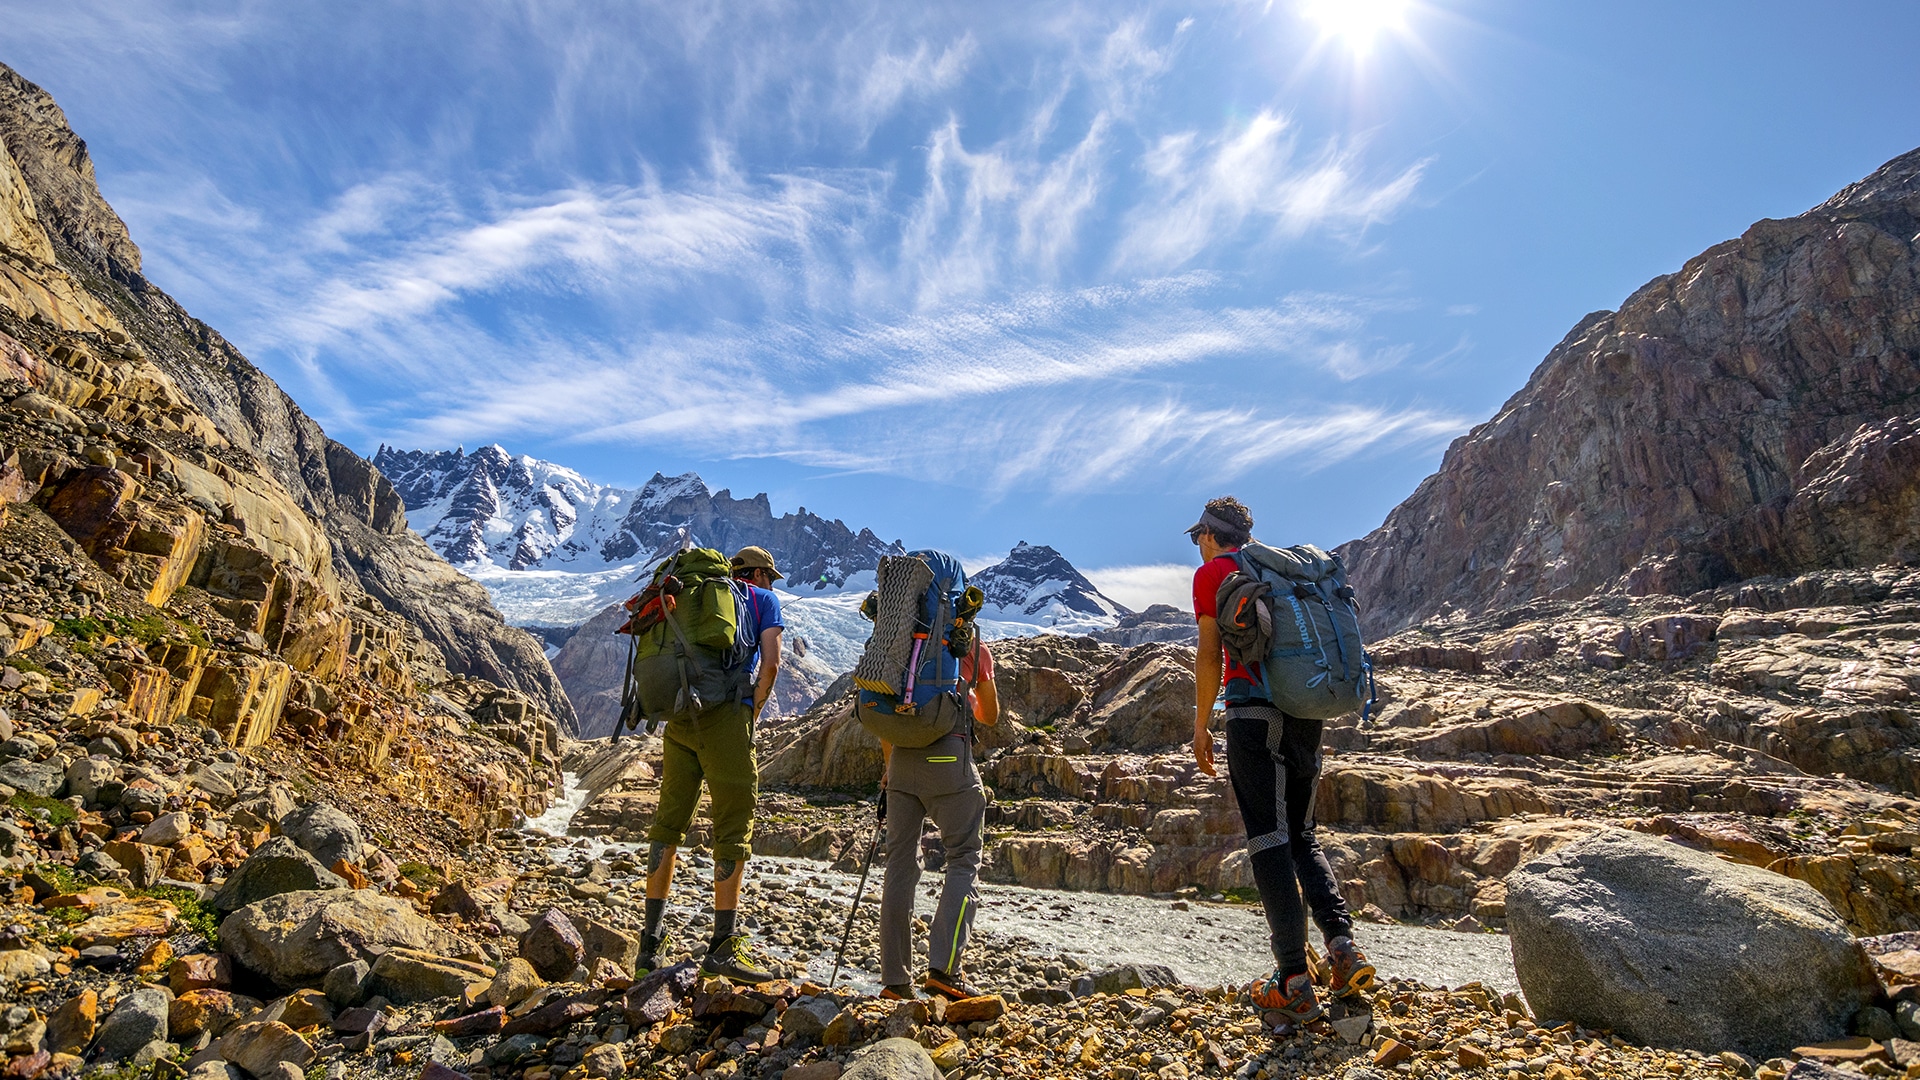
left=169, top=990, right=261, bottom=1040
left=0, top=758, right=63, bottom=797
left=778, top=996, right=844, bottom=1042
left=277, top=988, right=334, bottom=1028
left=64, top=756, right=118, bottom=805
left=581, top=1043, right=625, bottom=1079
left=93, top=987, right=169, bottom=1062
left=218, top=1020, right=313, bottom=1077
left=843, top=1037, right=941, bottom=1080
left=1084, top=963, right=1180, bottom=996
left=218, top=889, right=473, bottom=987
left=211, top=837, right=347, bottom=914
left=622, top=962, right=698, bottom=1028
left=321, top=959, right=371, bottom=1007
left=141, top=810, right=193, bottom=846
left=431, top=876, right=514, bottom=923
left=486, top=957, right=545, bottom=1009
left=519, top=909, right=585, bottom=980
left=279, top=803, right=364, bottom=867
left=369, top=948, right=494, bottom=1003
left=169, top=953, right=232, bottom=994
left=579, top=919, right=640, bottom=971
left=100, top=841, right=168, bottom=889
left=1507, top=828, right=1880, bottom=1058
left=44, top=990, right=97, bottom=1056
left=1086, top=646, right=1195, bottom=750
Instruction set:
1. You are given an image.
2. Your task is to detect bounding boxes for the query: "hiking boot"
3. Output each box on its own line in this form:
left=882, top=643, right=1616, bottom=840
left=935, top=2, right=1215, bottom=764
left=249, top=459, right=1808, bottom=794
left=1248, top=970, right=1324, bottom=1025
left=880, top=984, right=918, bottom=1001
left=700, top=933, right=774, bottom=984
left=636, top=930, right=669, bottom=976
left=1326, top=936, right=1376, bottom=998
left=924, top=969, right=983, bottom=1000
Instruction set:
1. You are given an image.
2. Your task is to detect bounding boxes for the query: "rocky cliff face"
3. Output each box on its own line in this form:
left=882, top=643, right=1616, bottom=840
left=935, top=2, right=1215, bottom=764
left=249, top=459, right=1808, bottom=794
left=0, top=64, right=571, bottom=726
left=1341, top=146, right=1920, bottom=634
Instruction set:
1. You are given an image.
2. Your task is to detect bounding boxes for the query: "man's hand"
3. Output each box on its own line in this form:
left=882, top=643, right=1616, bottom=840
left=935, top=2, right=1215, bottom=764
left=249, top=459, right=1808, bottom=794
left=1193, top=717, right=1216, bottom=777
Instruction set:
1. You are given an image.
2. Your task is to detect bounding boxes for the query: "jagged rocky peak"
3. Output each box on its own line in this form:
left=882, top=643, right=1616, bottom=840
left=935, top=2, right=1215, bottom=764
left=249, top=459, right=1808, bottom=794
left=971, top=541, right=1130, bottom=623
left=1340, top=143, right=1920, bottom=635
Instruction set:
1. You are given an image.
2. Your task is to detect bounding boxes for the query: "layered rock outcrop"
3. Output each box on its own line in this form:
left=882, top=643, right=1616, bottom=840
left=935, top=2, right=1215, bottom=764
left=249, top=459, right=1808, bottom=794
left=553, top=563, right=1920, bottom=938
left=0, top=61, right=563, bottom=827
left=0, top=63, right=571, bottom=726
left=1341, top=146, right=1920, bottom=634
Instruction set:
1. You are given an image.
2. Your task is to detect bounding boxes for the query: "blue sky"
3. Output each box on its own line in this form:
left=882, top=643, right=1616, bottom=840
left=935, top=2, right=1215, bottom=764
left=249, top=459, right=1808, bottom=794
left=5, top=1, right=1918, bottom=609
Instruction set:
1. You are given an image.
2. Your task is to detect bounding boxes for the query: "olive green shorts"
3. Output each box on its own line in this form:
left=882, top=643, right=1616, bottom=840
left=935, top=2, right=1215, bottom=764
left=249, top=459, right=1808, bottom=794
left=646, top=702, right=757, bottom=863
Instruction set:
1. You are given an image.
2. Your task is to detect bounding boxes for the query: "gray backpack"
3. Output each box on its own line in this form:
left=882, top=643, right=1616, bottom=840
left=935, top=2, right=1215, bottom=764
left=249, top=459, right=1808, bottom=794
left=1214, top=542, right=1376, bottom=722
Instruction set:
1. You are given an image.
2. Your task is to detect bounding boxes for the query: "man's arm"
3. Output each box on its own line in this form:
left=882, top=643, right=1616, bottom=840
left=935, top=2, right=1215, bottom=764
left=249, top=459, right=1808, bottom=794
left=1193, top=615, right=1222, bottom=776
left=974, top=675, right=1000, bottom=727
left=752, top=627, right=782, bottom=717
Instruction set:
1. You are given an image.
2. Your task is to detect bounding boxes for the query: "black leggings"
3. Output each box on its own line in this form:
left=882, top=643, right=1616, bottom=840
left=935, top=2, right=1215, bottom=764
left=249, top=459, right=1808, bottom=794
left=1226, top=708, right=1353, bottom=976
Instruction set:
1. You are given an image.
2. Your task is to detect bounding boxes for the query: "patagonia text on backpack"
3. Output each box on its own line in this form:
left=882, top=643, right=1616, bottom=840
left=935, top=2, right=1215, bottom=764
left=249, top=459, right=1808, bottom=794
left=852, top=550, right=971, bottom=748
left=1214, top=542, right=1376, bottom=723
left=618, top=546, right=753, bottom=728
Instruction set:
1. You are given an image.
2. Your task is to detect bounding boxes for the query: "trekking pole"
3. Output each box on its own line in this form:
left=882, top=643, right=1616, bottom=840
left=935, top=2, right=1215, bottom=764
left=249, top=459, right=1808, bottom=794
left=829, top=793, right=886, bottom=988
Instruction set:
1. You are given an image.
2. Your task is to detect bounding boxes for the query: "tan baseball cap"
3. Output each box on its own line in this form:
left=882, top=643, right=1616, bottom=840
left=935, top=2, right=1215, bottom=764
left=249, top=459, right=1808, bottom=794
left=731, top=545, right=784, bottom=580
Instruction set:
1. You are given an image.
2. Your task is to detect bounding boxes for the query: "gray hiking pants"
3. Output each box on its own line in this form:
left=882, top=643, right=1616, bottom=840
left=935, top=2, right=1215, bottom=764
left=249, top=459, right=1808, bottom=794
left=879, top=784, right=986, bottom=986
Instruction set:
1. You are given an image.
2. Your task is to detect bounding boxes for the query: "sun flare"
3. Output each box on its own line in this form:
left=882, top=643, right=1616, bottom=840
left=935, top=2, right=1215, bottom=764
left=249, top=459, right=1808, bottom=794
left=1299, top=0, right=1412, bottom=55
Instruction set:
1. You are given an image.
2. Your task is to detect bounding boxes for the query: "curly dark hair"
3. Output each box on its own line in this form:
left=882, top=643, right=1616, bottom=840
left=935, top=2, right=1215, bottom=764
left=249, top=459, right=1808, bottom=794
left=1202, top=495, right=1253, bottom=547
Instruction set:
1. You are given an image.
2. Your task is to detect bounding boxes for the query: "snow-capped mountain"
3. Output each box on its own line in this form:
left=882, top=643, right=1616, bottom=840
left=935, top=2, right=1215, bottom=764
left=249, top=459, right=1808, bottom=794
left=372, top=446, right=1140, bottom=721
left=372, top=445, right=899, bottom=626
left=969, top=541, right=1131, bottom=637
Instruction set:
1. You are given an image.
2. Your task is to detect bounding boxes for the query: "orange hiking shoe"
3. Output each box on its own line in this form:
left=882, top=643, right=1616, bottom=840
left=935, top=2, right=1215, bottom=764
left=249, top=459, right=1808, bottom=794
left=880, top=984, right=918, bottom=1001
left=1249, top=970, right=1324, bottom=1025
left=924, top=969, right=983, bottom=1000
left=1326, top=936, right=1377, bottom=998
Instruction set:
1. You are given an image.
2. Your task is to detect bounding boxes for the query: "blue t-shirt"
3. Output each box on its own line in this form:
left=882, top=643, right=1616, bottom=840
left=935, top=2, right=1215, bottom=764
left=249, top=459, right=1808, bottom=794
left=739, top=583, right=784, bottom=703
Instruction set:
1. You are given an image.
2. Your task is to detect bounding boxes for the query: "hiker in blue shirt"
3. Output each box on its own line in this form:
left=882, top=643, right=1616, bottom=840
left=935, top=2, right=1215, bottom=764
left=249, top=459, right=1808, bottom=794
left=637, top=545, right=785, bottom=984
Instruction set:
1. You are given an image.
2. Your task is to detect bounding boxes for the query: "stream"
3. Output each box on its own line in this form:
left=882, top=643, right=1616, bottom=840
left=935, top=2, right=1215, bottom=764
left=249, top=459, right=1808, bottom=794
left=521, top=772, right=1518, bottom=995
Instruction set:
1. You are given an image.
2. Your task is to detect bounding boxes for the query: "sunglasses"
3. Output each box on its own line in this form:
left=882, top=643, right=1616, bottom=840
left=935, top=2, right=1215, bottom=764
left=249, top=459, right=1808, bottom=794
left=1187, top=527, right=1206, bottom=545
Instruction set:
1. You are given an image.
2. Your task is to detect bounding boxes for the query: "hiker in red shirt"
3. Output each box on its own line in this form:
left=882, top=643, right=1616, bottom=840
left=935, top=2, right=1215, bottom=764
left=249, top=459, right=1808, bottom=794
left=1188, top=496, right=1375, bottom=1025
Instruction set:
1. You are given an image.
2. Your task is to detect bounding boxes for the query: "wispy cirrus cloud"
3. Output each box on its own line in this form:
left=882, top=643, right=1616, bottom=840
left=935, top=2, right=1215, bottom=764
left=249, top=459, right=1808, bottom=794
left=16, top=0, right=1454, bottom=515
left=1116, top=111, right=1428, bottom=271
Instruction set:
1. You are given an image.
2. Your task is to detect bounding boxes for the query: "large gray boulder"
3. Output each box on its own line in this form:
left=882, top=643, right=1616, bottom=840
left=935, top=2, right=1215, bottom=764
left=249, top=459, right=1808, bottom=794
left=279, top=803, right=364, bottom=868
left=219, top=889, right=473, bottom=987
left=1507, top=828, right=1879, bottom=1058
left=843, top=1038, right=941, bottom=1080
left=0, top=758, right=63, bottom=797
left=93, top=987, right=169, bottom=1062
left=211, top=837, right=346, bottom=914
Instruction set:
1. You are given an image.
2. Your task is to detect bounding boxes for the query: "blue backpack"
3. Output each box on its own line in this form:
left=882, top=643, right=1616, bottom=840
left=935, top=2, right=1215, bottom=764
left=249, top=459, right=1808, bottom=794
left=1215, top=542, right=1376, bottom=723
left=852, top=549, right=970, bottom=748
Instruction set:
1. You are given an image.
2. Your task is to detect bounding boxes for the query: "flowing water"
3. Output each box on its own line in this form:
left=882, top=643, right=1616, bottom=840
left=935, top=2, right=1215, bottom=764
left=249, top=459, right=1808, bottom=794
left=521, top=772, right=1517, bottom=995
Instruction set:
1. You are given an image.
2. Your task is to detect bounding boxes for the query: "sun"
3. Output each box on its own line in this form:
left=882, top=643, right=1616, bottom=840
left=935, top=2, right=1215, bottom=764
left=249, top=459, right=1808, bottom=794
left=1299, top=0, right=1412, bottom=56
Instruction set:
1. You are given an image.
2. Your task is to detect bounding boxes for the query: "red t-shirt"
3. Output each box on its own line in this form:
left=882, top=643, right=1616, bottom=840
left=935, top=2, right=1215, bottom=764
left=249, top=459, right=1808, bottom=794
left=1193, top=551, right=1260, bottom=690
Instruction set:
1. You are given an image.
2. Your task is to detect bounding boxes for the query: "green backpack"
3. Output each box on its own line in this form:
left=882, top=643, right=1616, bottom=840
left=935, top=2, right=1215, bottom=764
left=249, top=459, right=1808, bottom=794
left=617, top=547, right=753, bottom=731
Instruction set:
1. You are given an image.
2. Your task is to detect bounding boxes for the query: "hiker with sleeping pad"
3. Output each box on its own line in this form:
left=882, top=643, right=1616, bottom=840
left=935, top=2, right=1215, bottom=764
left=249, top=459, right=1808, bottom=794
left=848, top=550, right=995, bottom=1001
left=1188, top=497, right=1376, bottom=1024
left=634, top=545, right=785, bottom=983
left=878, top=614, right=996, bottom=1001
